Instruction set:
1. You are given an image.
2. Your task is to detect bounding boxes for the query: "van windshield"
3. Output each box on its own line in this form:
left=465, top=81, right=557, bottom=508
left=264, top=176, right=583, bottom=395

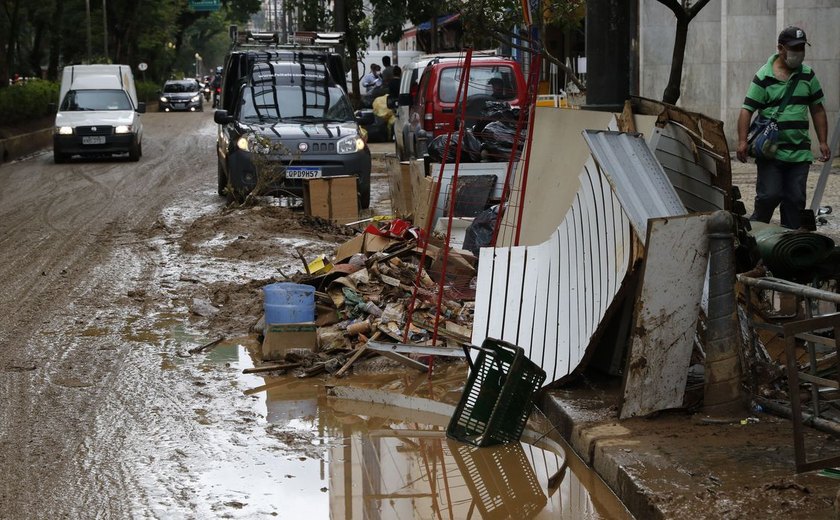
left=438, top=66, right=518, bottom=103
left=60, top=89, right=133, bottom=111
left=238, top=84, right=355, bottom=123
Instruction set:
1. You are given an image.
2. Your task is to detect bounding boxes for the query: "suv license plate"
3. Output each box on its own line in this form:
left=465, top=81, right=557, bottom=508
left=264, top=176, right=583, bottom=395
left=82, top=136, right=106, bottom=145
left=286, top=167, right=322, bottom=179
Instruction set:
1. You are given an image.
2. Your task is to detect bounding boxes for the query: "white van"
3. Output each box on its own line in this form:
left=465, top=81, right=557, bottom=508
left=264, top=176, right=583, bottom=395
left=53, top=64, right=146, bottom=163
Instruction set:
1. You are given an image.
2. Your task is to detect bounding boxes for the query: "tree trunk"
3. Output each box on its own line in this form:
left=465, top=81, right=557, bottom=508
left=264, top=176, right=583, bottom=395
left=662, top=15, right=688, bottom=104
left=48, top=0, right=64, bottom=81
left=2, top=0, right=22, bottom=87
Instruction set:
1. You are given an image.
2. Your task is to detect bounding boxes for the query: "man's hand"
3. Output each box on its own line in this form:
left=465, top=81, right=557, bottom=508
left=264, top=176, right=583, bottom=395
left=818, top=142, right=831, bottom=162
left=736, top=140, right=749, bottom=163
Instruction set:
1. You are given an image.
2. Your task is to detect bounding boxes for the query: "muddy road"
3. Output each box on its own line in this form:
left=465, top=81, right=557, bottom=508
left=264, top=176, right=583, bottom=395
left=0, top=112, right=628, bottom=519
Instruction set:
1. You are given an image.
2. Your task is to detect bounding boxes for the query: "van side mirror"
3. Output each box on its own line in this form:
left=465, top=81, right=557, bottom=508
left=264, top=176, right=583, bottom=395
left=398, top=93, right=413, bottom=106
left=214, top=110, right=234, bottom=125
left=136, top=102, right=146, bottom=114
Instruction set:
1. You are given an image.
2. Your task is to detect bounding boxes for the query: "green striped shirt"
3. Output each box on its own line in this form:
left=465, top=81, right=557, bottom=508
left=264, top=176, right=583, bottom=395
left=742, top=54, right=825, bottom=163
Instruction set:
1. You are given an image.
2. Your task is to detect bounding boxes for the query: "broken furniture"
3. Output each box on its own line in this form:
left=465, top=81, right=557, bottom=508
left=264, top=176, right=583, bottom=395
left=739, top=275, right=840, bottom=473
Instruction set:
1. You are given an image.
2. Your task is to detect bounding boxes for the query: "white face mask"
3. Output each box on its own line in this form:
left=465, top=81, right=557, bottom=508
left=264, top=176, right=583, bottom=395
left=785, top=50, right=805, bottom=69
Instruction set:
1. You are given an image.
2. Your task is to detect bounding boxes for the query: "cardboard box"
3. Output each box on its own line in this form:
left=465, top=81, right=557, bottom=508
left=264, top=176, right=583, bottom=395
left=303, top=176, right=359, bottom=223
left=262, top=322, right=318, bottom=361
left=334, top=232, right=395, bottom=263
left=389, top=161, right=419, bottom=219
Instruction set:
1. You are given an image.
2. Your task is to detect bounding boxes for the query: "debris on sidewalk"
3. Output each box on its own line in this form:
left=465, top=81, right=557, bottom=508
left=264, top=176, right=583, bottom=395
left=253, top=217, right=478, bottom=377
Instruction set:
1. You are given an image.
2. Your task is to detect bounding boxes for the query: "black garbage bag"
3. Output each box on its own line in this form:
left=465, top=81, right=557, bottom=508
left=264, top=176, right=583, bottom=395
left=478, top=121, right=526, bottom=162
left=427, top=129, right=482, bottom=163
left=473, top=101, right=520, bottom=133
left=463, top=205, right=500, bottom=256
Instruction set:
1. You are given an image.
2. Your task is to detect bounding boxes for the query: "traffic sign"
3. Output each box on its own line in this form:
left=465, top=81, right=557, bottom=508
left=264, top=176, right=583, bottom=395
left=137, top=62, right=148, bottom=71
left=189, top=0, right=220, bottom=12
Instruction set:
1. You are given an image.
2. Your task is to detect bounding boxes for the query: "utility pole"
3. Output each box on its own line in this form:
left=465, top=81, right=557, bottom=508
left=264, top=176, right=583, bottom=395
left=85, top=0, right=92, bottom=62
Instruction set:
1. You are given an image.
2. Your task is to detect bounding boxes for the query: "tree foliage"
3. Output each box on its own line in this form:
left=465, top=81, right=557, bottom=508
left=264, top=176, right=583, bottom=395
left=0, top=0, right=262, bottom=87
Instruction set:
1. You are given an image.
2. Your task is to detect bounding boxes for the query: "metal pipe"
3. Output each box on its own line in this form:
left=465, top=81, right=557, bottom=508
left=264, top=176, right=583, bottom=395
left=754, top=397, right=840, bottom=437
left=704, top=211, right=744, bottom=414
left=737, top=275, right=840, bottom=305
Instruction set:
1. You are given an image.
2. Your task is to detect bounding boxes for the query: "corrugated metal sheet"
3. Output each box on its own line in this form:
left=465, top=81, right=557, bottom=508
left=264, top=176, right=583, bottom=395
left=653, top=125, right=726, bottom=212
left=472, top=156, right=632, bottom=385
left=582, top=130, right=686, bottom=238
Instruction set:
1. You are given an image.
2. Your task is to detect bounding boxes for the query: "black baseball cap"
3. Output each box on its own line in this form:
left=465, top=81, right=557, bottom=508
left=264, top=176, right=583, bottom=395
left=778, top=26, right=810, bottom=47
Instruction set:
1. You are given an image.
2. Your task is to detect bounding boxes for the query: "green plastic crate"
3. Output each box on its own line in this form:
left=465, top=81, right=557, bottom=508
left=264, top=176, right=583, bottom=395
left=447, top=338, right=546, bottom=447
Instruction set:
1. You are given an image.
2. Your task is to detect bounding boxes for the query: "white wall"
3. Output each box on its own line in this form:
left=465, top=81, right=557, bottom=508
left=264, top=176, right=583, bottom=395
left=639, top=0, right=840, bottom=149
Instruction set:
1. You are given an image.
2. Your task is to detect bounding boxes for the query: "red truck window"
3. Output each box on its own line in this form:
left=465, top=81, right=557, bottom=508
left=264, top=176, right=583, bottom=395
left=438, top=66, right=518, bottom=103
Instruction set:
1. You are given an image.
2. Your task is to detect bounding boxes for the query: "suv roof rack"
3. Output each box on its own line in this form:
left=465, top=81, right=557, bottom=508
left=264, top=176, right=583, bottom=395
left=230, top=28, right=345, bottom=51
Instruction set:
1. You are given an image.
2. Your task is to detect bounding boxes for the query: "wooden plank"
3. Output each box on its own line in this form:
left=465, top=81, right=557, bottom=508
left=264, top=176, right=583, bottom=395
left=327, top=386, right=454, bottom=417
left=556, top=220, right=572, bottom=376
left=542, top=230, right=560, bottom=380
left=471, top=247, right=495, bottom=346
left=620, top=214, right=711, bottom=418
left=366, top=340, right=467, bottom=358
left=378, top=350, right=429, bottom=372
left=335, top=345, right=368, bottom=378
left=518, top=245, right=541, bottom=358
left=502, top=247, right=527, bottom=344
left=530, top=240, right=551, bottom=371
left=486, top=248, right=509, bottom=341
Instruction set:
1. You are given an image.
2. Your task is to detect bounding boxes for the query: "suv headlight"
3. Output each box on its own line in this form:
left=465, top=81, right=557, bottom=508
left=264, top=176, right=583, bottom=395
left=191, top=95, right=201, bottom=102
left=337, top=135, right=365, bottom=155
left=237, top=134, right=273, bottom=154
left=56, top=126, right=73, bottom=135
left=160, top=96, right=168, bottom=102
left=115, top=125, right=132, bottom=134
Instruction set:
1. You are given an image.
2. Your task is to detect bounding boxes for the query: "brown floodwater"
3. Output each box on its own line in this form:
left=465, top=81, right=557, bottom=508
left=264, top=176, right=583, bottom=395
left=201, top=342, right=633, bottom=519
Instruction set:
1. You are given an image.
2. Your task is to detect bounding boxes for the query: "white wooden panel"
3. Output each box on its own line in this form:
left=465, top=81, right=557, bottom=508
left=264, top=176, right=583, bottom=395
left=542, top=230, right=561, bottom=378
left=472, top=141, right=636, bottom=385
left=530, top=242, right=551, bottom=369
left=486, top=248, right=510, bottom=341
left=502, top=247, right=528, bottom=344
left=518, top=246, right=542, bottom=358
left=620, top=214, right=711, bottom=418
left=556, top=220, right=571, bottom=376
left=471, top=247, right=496, bottom=346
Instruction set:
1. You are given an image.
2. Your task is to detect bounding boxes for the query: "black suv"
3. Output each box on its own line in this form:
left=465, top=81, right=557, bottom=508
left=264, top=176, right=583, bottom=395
left=214, top=60, right=373, bottom=206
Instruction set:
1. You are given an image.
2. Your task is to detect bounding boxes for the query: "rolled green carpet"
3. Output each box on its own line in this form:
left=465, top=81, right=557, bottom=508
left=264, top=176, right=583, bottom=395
left=750, top=221, right=835, bottom=278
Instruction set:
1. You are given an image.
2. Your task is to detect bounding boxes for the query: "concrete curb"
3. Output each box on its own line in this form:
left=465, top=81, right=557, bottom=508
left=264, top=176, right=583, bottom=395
left=540, top=386, right=840, bottom=519
left=0, top=128, right=53, bottom=163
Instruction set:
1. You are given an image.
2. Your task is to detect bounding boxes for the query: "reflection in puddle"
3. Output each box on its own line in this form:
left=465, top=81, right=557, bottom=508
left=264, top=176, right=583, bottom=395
left=205, top=344, right=631, bottom=519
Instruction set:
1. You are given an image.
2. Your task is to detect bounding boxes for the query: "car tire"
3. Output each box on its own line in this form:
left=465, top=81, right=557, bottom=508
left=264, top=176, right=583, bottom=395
left=53, top=149, right=68, bottom=164
left=129, top=139, right=141, bottom=162
left=217, top=159, right=227, bottom=196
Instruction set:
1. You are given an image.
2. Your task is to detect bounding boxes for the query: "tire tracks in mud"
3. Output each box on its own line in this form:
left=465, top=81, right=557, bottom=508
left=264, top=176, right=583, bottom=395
left=0, top=112, right=220, bottom=517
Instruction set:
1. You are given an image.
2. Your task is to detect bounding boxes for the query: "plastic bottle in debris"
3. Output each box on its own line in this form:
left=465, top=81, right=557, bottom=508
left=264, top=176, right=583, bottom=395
left=360, top=301, right=383, bottom=317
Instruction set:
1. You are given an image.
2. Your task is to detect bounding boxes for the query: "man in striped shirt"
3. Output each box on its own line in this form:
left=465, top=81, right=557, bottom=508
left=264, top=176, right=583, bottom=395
left=736, top=26, right=831, bottom=229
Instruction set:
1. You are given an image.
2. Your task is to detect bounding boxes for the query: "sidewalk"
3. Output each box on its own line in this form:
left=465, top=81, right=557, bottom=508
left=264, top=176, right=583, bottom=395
left=540, top=377, right=840, bottom=519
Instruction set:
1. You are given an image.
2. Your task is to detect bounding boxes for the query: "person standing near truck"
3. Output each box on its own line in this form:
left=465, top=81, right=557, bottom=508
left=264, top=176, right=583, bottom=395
left=736, top=26, right=831, bottom=229
left=361, top=63, right=382, bottom=94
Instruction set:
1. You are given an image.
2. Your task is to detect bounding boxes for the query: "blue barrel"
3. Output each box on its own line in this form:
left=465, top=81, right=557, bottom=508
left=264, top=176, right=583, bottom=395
left=263, top=283, right=315, bottom=324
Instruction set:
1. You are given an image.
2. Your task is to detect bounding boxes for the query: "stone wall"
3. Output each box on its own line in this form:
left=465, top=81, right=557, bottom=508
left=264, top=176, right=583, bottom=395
left=639, top=0, right=840, bottom=150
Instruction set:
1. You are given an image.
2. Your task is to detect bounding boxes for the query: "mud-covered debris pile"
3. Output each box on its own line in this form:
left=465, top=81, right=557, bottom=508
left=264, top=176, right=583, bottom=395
left=258, top=219, right=477, bottom=376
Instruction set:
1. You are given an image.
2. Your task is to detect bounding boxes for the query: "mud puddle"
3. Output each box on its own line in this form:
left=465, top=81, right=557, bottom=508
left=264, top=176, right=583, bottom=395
left=191, top=341, right=632, bottom=519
